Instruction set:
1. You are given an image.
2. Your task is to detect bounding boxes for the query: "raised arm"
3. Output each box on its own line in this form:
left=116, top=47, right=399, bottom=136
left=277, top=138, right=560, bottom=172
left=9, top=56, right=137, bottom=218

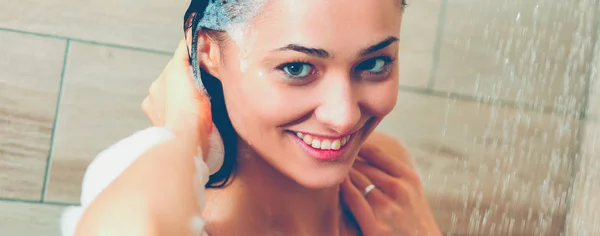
left=71, top=39, right=214, bottom=236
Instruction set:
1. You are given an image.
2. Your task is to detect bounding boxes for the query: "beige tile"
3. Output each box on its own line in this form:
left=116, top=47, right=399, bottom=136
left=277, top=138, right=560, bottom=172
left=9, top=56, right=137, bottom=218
left=565, top=122, right=600, bottom=236
left=0, top=31, right=65, bottom=200
left=586, top=62, right=600, bottom=121
left=537, top=57, right=598, bottom=233
left=376, top=91, right=577, bottom=235
left=589, top=93, right=600, bottom=121
left=432, top=0, right=598, bottom=114
left=0, top=0, right=189, bottom=52
left=45, top=42, right=170, bottom=203
left=0, top=201, right=66, bottom=236
left=398, top=0, right=443, bottom=88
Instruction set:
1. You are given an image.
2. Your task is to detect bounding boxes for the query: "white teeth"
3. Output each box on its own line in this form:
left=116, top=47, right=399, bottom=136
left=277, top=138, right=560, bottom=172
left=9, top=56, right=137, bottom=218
left=331, top=140, right=341, bottom=150
left=311, top=139, right=321, bottom=148
left=303, top=134, right=313, bottom=145
left=321, top=140, right=331, bottom=150
left=294, top=131, right=352, bottom=150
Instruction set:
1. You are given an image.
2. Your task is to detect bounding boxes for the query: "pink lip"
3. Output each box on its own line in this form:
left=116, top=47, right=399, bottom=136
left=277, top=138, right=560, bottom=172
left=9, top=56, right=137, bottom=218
left=288, top=130, right=359, bottom=140
left=288, top=132, right=354, bottom=161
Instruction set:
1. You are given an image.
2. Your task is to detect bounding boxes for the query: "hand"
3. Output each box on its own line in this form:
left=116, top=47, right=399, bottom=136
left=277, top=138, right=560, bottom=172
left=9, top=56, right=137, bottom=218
left=141, top=39, right=212, bottom=154
left=340, top=138, right=441, bottom=236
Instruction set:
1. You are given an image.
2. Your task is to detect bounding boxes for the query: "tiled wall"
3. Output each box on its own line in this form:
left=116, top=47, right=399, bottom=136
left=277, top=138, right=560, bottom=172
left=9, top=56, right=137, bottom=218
left=565, top=52, right=600, bottom=236
left=1, top=0, right=598, bottom=235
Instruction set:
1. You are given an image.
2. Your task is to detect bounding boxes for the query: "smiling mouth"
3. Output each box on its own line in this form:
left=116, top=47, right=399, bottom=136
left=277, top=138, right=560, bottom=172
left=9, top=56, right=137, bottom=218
left=287, top=130, right=357, bottom=161
left=293, top=131, right=352, bottom=150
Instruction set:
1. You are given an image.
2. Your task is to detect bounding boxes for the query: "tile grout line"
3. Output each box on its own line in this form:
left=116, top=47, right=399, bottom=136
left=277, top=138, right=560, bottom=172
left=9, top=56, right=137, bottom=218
left=426, top=0, right=448, bottom=89
left=0, top=197, right=77, bottom=207
left=398, top=85, right=585, bottom=120
left=40, top=39, right=71, bottom=202
left=562, top=10, right=600, bottom=234
left=0, top=27, right=173, bottom=56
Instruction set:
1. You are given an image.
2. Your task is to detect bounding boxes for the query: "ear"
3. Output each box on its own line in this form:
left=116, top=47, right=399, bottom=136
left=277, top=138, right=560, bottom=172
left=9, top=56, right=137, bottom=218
left=185, top=29, right=222, bottom=79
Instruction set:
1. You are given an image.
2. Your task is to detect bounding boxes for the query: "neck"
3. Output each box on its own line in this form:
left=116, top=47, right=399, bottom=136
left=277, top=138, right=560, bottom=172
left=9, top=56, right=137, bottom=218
left=207, top=141, right=353, bottom=235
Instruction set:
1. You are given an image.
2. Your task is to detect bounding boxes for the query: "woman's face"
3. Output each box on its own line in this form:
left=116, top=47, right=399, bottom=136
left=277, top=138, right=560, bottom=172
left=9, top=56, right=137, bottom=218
left=214, top=0, right=402, bottom=189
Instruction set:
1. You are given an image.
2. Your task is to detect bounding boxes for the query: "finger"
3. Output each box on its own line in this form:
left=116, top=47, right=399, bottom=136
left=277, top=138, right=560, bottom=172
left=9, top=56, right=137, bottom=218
left=141, top=97, right=158, bottom=125
left=339, top=177, right=380, bottom=234
left=354, top=162, right=410, bottom=201
left=149, top=72, right=167, bottom=101
left=160, top=40, right=191, bottom=86
left=149, top=79, right=160, bottom=95
left=147, top=82, right=166, bottom=125
left=174, top=39, right=191, bottom=65
left=349, top=169, right=392, bottom=206
left=358, top=143, right=417, bottom=180
left=167, top=41, right=200, bottom=100
left=358, top=143, right=401, bottom=176
left=366, top=132, right=415, bottom=167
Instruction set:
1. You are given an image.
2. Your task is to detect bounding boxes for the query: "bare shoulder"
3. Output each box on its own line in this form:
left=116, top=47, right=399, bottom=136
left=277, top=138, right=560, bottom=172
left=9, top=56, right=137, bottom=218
left=364, top=131, right=415, bottom=168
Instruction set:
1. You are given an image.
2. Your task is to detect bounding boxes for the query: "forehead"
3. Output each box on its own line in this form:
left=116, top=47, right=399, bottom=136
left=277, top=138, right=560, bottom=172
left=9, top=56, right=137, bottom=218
left=241, top=0, right=402, bottom=55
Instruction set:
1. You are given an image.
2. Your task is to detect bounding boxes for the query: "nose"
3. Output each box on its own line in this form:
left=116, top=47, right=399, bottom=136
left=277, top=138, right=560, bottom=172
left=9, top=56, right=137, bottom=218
left=314, top=78, right=361, bottom=134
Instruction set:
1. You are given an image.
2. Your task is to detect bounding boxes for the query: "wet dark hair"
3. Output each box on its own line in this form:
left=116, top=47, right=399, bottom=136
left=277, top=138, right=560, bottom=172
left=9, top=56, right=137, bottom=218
left=183, top=0, right=407, bottom=188
left=184, top=0, right=237, bottom=188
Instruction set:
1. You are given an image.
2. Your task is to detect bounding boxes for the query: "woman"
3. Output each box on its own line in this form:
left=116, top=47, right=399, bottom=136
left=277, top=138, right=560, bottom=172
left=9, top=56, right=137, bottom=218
left=67, top=0, right=441, bottom=235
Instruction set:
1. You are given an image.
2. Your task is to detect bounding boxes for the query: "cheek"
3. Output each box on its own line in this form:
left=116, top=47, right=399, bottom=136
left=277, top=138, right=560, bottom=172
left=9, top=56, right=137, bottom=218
left=363, top=81, right=399, bottom=117
left=221, top=70, right=308, bottom=134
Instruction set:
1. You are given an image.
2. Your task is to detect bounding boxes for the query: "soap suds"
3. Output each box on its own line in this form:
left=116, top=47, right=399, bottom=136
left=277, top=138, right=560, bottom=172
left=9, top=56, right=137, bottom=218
left=198, top=0, right=269, bottom=73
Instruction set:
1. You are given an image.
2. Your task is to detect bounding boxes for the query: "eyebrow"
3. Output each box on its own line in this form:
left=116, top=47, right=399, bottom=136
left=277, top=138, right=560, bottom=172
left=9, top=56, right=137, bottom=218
left=358, top=36, right=399, bottom=57
left=274, top=44, right=331, bottom=58
left=273, top=36, right=399, bottom=59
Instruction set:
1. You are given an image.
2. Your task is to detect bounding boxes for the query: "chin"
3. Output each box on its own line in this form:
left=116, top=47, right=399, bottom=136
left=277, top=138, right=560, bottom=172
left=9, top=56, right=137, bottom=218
left=286, top=143, right=363, bottom=189
left=291, top=167, right=350, bottom=189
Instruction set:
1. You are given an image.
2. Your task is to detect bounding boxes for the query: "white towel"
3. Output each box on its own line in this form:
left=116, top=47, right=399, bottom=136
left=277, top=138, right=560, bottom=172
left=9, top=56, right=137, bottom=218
left=60, top=126, right=223, bottom=236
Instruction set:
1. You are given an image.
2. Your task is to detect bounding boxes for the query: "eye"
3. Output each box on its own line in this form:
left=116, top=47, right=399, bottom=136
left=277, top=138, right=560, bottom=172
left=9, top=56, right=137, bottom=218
left=281, top=62, right=314, bottom=78
left=356, top=58, right=388, bottom=73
